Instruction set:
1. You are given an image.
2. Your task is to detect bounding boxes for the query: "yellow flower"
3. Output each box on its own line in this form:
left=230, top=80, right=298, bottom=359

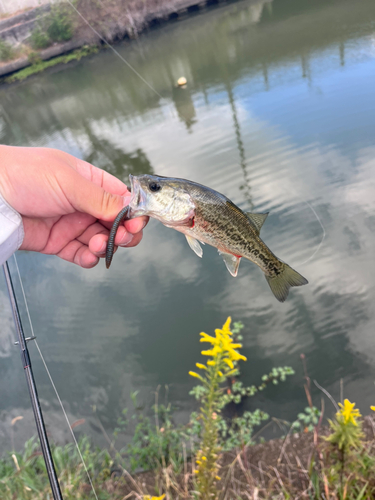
left=143, top=496, right=165, bottom=500
left=189, top=371, right=203, bottom=380
left=224, top=358, right=234, bottom=369
left=217, top=316, right=232, bottom=334
left=200, top=332, right=218, bottom=344
left=371, top=406, right=375, bottom=412
left=196, top=363, right=207, bottom=370
left=201, top=346, right=220, bottom=357
left=199, top=317, right=246, bottom=367
left=338, top=399, right=361, bottom=426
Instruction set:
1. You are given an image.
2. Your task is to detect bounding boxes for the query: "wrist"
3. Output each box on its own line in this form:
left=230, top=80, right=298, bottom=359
left=0, top=145, right=14, bottom=205
left=0, top=190, right=24, bottom=264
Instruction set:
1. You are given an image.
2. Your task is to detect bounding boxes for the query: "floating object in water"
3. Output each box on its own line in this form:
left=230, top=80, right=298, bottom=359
left=106, top=175, right=308, bottom=302
left=177, top=77, right=187, bottom=86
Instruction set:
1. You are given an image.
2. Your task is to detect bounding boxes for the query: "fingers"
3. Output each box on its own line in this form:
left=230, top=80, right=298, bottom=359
left=124, top=216, right=149, bottom=234
left=20, top=216, right=58, bottom=252
left=42, top=212, right=96, bottom=255
left=57, top=240, right=99, bottom=269
left=88, top=227, right=144, bottom=257
left=21, top=212, right=147, bottom=270
left=62, top=229, right=144, bottom=268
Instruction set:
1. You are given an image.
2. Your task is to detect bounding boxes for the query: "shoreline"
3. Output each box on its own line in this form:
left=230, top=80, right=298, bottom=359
left=0, top=0, right=252, bottom=82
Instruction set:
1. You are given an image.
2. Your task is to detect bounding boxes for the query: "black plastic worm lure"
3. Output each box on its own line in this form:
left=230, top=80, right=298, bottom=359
left=105, top=206, right=130, bottom=269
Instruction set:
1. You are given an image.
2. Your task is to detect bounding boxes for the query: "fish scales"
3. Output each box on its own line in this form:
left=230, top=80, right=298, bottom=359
left=177, top=184, right=283, bottom=278
left=106, top=174, right=308, bottom=302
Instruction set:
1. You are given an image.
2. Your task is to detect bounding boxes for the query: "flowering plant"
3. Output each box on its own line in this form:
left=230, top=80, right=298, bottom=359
left=189, top=317, right=246, bottom=498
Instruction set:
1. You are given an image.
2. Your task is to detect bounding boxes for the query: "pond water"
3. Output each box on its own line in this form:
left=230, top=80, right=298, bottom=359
left=1, top=0, right=375, bottom=451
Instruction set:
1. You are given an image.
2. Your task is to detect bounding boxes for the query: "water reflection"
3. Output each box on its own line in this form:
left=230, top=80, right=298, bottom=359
left=172, top=86, right=197, bottom=131
left=82, top=123, right=154, bottom=180
left=1, top=0, right=375, bottom=451
left=224, top=80, right=253, bottom=208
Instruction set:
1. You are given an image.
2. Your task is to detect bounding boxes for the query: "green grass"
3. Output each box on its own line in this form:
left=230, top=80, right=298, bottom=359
left=3, top=45, right=98, bottom=84
left=0, top=436, right=113, bottom=500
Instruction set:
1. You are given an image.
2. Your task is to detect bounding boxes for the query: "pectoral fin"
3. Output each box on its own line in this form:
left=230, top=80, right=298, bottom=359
left=185, top=235, right=203, bottom=258
left=218, top=250, right=241, bottom=277
left=246, top=212, right=269, bottom=234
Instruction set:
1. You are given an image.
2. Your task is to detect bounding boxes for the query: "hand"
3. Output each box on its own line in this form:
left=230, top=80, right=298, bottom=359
left=0, top=145, right=148, bottom=268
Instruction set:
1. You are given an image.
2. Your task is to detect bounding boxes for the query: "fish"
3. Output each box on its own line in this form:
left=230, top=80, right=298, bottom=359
left=106, top=174, right=308, bottom=302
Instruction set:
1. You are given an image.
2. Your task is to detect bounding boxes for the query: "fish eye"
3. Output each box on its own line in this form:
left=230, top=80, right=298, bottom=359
left=149, top=182, right=161, bottom=192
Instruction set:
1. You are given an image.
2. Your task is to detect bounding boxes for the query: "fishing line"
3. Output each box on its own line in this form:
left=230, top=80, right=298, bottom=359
left=13, top=255, right=100, bottom=500
left=65, top=0, right=164, bottom=100
left=298, top=199, right=326, bottom=266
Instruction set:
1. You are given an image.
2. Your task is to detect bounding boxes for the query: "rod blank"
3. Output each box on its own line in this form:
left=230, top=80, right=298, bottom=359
left=2, top=261, right=63, bottom=500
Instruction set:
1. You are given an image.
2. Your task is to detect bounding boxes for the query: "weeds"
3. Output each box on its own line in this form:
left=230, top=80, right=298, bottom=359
left=0, top=436, right=112, bottom=500
left=30, top=3, right=74, bottom=50
left=0, top=39, right=15, bottom=62
left=114, top=391, right=185, bottom=472
left=292, top=406, right=321, bottom=432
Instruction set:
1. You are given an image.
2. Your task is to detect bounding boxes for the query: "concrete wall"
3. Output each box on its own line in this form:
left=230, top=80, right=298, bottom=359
left=0, top=0, right=56, bottom=16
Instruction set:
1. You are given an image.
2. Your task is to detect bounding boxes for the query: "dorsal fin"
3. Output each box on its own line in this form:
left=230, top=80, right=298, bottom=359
left=246, top=212, right=269, bottom=234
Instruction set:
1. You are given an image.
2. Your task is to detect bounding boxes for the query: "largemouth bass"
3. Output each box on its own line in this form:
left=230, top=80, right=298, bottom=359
left=106, top=174, right=308, bottom=302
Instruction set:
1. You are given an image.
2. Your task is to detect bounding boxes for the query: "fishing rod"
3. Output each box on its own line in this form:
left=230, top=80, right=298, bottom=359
left=2, top=261, right=63, bottom=500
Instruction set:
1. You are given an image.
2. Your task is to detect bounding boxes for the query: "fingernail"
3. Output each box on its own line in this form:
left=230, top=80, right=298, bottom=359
left=142, top=219, right=148, bottom=229
left=98, top=241, right=106, bottom=253
left=119, top=233, right=133, bottom=246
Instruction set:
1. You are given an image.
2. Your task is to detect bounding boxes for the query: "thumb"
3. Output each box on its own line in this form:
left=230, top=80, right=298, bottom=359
left=62, top=169, right=129, bottom=221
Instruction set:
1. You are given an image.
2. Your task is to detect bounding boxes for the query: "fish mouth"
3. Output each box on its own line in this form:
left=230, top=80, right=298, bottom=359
left=128, top=175, right=147, bottom=216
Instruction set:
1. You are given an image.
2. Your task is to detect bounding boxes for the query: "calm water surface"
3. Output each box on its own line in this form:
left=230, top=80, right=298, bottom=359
left=1, top=0, right=375, bottom=450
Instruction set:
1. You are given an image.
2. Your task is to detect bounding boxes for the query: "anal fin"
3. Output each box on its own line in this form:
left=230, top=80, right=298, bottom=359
left=218, top=250, right=241, bottom=277
left=185, top=235, right=203, bottom=258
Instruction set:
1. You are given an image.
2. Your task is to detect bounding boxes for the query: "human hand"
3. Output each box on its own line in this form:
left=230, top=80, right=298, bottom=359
left=0, top=145, right=148, bottom=268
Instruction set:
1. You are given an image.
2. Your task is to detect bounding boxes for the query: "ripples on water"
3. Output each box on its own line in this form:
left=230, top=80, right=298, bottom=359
left=1, top=0, right=375, bottom=449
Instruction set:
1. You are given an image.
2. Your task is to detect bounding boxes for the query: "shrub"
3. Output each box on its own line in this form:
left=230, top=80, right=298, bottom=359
left=30, top=4, right=74, bottom=50
left=27, top=51, right=42, bottom=65
left=30, top=28, right=51, bottom=50
left=46, top=5, right=73, bottom=43
left=0, top=39, right=15, bottom=61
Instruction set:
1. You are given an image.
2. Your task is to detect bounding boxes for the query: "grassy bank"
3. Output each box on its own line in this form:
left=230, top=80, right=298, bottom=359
left=0, top=0, right=220, bottom=83
left=2, top=318, right=375, bottom=499
left=3, top=45, right=98, bottom=83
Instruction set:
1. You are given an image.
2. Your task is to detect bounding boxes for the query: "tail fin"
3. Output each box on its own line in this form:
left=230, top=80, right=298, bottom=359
left=265, top=264, right=308, bottom=303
